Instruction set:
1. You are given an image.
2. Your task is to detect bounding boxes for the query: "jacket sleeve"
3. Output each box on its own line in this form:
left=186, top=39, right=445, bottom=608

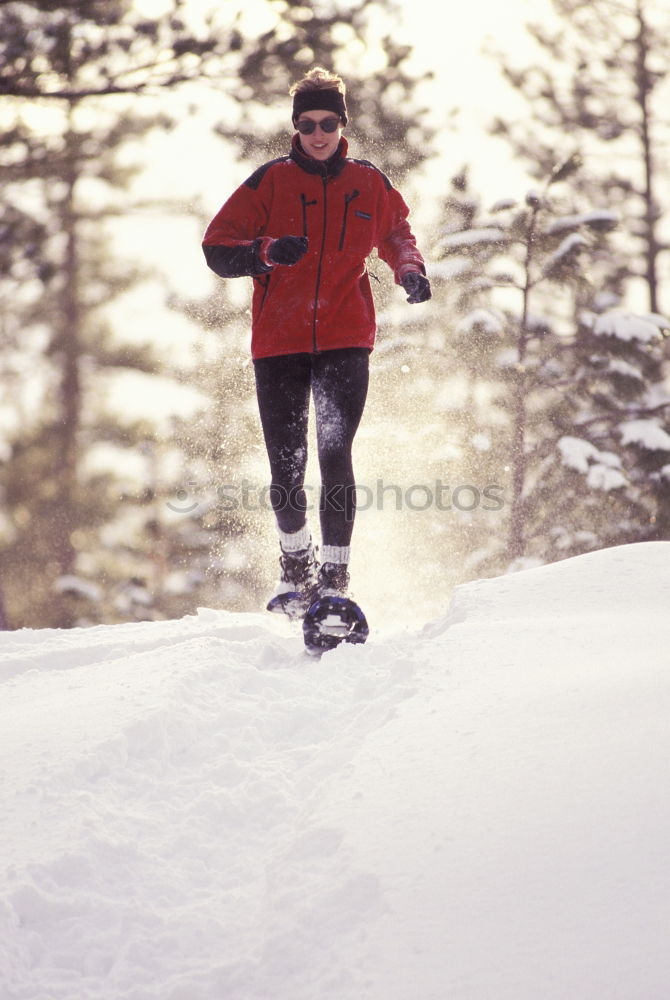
left=376, top=185, right=426, bottom=284
left=202, top=176, right=274, bottom=278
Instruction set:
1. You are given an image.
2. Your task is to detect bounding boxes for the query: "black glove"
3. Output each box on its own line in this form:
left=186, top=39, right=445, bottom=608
left=267, top=235, right=308, bottom=266
left=401, top=271, right=431, bottom=304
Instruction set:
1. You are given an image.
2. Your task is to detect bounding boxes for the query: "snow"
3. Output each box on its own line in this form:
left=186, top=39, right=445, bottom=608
left=544, top=210, right=618, bottom=235
left=489, top=197, right=517, bottom=212
left=560, top=436, right=628, bottom=490
left=607, top=357, right=644, bottom=382
left=53, top=575, right=104, bottom=603
left=456, top=308, right=504, bottom=337
left=585, top=463, right=627, bottom=491
left=543, top=232, right=587, bottom=271
left=525, top=312, right=555, bottom=335
left=2, top=542, right=670, bottom=1000
left=558, top=436, right=627, bottom=491
left=424, top=258, right=472, bottom=280
left=495, top=346, right=520, bottom=369
left=620, top=418, right=670, bottom=452
left=438, top=227, right=509, bottom=251
left=591, top=310, right=668, bottom=343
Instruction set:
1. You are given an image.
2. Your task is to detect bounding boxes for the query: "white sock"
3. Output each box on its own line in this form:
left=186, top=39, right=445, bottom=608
left=321, top=545, right=350, bottom=565
left=278, top=524, right=311, bottom=553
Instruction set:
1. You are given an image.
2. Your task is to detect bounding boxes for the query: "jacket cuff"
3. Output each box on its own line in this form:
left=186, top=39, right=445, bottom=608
left=257, top=237, right=275, bottom=268
left=202, top=239, right=272, bottom=278
left=396, top=263, right=425, bottom=282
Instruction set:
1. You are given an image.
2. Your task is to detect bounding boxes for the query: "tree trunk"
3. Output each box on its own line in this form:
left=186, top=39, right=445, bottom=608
left=0, top=582, right=9, bottom=630
left=53, top=110, right=82, bottom=582
left=635, top=0, right=662, bottom=315
left=508, top=206, right=538, bottom=562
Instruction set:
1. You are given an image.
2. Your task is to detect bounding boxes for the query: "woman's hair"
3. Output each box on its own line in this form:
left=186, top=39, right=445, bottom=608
left=289, top=67, right=346, bottom=98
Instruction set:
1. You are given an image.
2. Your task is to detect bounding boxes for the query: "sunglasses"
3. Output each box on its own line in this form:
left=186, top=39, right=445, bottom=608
left=295, top=117, right=342, bottom=135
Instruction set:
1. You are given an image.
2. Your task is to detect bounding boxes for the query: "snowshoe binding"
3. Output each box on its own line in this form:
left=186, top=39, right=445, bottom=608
left=266, top=541, right=319, bottom=620
left=302, top=563, right=368, bottom=656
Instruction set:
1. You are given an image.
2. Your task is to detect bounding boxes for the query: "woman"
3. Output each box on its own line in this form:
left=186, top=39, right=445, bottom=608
left=203, top=67, right=430, bottom=614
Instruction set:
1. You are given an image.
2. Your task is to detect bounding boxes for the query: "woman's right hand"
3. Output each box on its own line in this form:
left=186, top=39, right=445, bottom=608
left=266, top=236, right=309, bottom=266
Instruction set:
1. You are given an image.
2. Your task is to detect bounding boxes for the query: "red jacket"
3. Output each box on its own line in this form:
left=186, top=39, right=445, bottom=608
left=203, top=136, right=426, bottom=359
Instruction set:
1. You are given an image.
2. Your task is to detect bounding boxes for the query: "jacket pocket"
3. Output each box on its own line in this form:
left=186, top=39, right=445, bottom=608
left=301, top=193, right=317, bottom=237
left=338, top=189, right=361, bottom=250
left=254, top=273, right=272, bottom=316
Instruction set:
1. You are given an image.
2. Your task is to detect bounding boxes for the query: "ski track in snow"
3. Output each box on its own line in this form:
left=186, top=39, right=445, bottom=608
left=1, top=542, right=670, bottom=1000
left=1, top=610, right=421, bottom=1000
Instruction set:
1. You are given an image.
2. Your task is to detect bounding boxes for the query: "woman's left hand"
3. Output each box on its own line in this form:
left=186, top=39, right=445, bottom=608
left=401, top=271, right=431, bottom=304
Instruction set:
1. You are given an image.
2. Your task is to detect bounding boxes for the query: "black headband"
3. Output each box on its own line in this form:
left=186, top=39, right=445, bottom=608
left=292, top=88, right=348, bottom=126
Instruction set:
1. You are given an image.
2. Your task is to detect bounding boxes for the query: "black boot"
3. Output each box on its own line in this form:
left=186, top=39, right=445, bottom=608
left=317, top=561, right=350, bottom=598
left=267, top=541, right=319, bottom=613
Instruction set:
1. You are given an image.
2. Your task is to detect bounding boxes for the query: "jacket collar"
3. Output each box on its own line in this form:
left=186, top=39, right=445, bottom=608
left=290, top=134, right=348, bottom=178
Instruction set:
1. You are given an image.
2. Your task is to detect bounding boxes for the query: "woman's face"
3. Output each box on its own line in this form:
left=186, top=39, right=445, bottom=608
left=296, top=110, right=343, bottom=161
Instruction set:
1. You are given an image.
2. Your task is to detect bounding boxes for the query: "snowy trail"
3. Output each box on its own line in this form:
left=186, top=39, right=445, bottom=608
left=1, top=610, right=422, bottom=1000
left=321, top=552, right=670, bottom=999
left=2, top=542, right=670, bottom=999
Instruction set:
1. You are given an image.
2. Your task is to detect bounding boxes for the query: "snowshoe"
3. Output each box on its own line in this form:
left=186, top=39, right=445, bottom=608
left=302, top=595, right=369, bottom=657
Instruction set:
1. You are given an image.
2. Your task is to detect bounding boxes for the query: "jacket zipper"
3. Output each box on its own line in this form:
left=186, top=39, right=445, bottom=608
left=338, top=189, right=360, bottom=250
left=312, top=176, right=329, bottom=353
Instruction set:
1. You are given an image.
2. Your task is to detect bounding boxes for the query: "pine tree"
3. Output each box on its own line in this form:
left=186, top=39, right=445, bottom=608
left=0, top=1, right=230, bottom=627
left=489, top=0, right=670, bottom=315
left=1, top=107, right=168, bottom=627
left=436, top=156, right=669, bottom=569
left=488, top=0, right=670, bottom=548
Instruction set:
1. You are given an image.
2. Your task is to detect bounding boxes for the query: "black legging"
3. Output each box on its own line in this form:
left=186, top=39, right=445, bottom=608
left=253, top=348, right=370, bottom=546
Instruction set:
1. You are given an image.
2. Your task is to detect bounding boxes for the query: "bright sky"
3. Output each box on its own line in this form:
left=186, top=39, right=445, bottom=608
left=127, top=0, right=558, bottom=260
left=108, top=0, right=560, bottom=421
left=133, top=0, right=557, bottom=204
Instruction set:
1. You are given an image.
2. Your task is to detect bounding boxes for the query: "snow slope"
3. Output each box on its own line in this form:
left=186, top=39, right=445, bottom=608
left=1, top=542, right=669, bottom=1000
